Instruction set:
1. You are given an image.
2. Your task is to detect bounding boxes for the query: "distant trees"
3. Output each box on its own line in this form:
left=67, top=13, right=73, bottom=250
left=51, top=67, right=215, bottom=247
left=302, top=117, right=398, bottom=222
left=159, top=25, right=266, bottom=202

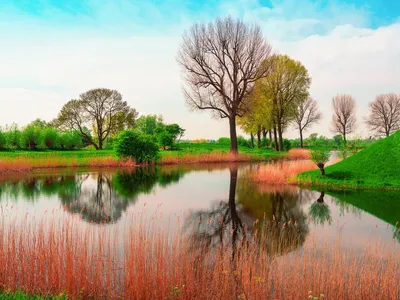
left=365, top=93, right=400, bottom=137
left=294, top=98, right=322, bottom=148
left=56, top=88, right=137, bottom=150
left=177, top=16, right=273, bottom=154
left=331, top=94, right=357, bottom=144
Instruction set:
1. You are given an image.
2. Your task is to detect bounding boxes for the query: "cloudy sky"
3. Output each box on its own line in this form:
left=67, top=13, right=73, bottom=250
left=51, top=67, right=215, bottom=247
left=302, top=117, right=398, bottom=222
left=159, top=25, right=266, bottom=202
left=0, top=0, right=399, bottom=139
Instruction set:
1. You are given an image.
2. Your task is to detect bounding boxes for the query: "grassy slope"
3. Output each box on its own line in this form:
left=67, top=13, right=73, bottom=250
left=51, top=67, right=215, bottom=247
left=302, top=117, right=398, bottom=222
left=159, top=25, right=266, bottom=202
left=297, top=131, right=400, bottom=189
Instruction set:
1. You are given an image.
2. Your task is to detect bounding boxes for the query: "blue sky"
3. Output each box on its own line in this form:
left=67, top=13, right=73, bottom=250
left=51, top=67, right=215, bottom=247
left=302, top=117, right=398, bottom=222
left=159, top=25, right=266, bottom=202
left=0, top=0, right=399, bottom=138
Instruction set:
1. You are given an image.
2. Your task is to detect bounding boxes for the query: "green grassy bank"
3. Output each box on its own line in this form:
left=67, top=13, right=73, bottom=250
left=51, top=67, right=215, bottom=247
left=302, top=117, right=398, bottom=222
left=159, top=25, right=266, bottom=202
left=297, top=131, right=400, bottom=189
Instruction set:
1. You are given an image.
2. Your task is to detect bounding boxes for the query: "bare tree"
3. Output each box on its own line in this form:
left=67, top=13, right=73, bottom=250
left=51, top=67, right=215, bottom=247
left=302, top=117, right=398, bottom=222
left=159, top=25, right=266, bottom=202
left=365, top=93, right=400, bottom=137
left=294, top=97, right=322, bottom=148
left=177, top=16, right=272, bottom=153
left=57, top=88, right=137, bottom=150
left=331, top=94, right=356, bottom=144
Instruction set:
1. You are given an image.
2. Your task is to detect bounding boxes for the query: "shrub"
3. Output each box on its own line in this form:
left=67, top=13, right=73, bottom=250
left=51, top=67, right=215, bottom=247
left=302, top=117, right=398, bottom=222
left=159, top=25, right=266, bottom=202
left=42, top=127, right=58, bottom=149
left=283, top=139, right=292, bottom=151
left=58, top=131, right=83, bottom=150
left=310, top=149, right=331, bottom=176
left=217, top=137, right=230, bottom=144
left=237, top=136, right=251, bottom=147
left=20, top=125, right=42, bottom=150
left=0, top=131, right=6, bottom=149
left=157, top=131, right=174, bottom=150
left=115, top=130, right=159, bottom=164
left=4, top=124, right=22, bottom=149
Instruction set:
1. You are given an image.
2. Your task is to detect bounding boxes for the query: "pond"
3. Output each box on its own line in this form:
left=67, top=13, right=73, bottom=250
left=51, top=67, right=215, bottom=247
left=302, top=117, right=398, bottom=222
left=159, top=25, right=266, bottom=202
left=0, top=163, right=399, bottom=255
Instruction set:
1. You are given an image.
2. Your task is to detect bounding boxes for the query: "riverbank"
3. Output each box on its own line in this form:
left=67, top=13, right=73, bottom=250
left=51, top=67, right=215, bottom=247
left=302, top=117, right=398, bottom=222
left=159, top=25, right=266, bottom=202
left=297, top=131, right=400, bottom=190
left=0, top=144, right=289, bottom=175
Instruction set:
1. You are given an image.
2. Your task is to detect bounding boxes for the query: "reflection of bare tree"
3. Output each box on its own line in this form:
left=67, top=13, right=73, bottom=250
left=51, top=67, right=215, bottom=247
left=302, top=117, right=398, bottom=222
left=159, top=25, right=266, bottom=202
left=185, top=167, right=251, bottom=263
left=308, top=192, right=332, bottom=226
left=185, top=166, right=309, bottom=264
left=60, top=172, right=130, bottom=224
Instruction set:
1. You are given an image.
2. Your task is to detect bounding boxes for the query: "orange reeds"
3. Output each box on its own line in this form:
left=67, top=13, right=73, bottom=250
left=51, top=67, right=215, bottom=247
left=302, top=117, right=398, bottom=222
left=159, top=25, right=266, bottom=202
left=288, top=148, right=311, bottom=160
left=252, top=160, right=317, bottom=185
left=160, top=152, right=254, bottom=165
left=0, top=157, right=136, bottom=174
left=0, top=212, right=398, bottom=299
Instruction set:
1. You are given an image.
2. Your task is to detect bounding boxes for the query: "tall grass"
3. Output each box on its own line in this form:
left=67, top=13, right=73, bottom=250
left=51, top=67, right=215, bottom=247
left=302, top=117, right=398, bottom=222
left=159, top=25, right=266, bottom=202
left=252, top=160, right=317, bottom=185
left=160, top=152, right=255, bottom=165
left=288, top=148, right=310, bottom=160
left=0, top=211, right=398, bottom=299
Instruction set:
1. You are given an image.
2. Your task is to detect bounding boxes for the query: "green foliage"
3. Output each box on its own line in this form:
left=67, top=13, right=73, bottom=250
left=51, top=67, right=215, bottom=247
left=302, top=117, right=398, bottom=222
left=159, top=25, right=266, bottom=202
left=217, top=137, right=230, bottom=144
left=135, top=114, right=164, bottom=135
left=237, top=136, right=252, bottom=148
left=0, top=290, right=68, bottom=299
left=20, top=125, right=43, bottom=150
left=0, top=131, right=6, bottom=149
left=115, top=130, right=159, bottom=163
left=157, top=131, right=174, bottom=150
left=310, top=149, right=331, bottom=165
left=42, top=127, right=58, bottom=149
left=298, top=132, right=400, bottom=188
left=283, top=139, right=291, bottom=151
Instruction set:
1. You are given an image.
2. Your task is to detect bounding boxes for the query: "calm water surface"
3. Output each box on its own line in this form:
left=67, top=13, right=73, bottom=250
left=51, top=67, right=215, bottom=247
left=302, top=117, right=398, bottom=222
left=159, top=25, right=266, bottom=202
left=0, top=164, right=399, bottom=254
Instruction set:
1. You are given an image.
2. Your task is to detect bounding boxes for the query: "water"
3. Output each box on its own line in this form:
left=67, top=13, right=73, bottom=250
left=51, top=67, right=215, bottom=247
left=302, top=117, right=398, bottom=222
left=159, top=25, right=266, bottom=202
left=0, top=164, right=399, bottom=254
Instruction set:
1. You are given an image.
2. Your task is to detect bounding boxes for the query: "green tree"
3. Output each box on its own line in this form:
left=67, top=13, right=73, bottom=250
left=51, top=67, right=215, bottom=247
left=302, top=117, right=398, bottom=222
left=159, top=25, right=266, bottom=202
left=165, top=124, right=185, bottom=143
left=115, top=130, right=159, bottom=164
left=20, top=125, right=42, bottom=149
left=257, top=55, right=311, bottom=151
left=0, top=130, right=6, bottom=149
left=310, top=149, right=331, bottom=176
left=4, top=123, right=22, bottom=149
left=135, top=114, right=164, bottom=136
left=157, top=131, right=174, bottom=150
left=56, top=88, right=137, bottom=150
left=42, top=127, right=58, bottom=149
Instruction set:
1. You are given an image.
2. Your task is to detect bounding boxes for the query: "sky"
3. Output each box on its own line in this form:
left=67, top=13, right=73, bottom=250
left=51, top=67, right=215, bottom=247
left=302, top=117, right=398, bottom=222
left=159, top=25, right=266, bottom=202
left=0, top=0, right=399, bottom=139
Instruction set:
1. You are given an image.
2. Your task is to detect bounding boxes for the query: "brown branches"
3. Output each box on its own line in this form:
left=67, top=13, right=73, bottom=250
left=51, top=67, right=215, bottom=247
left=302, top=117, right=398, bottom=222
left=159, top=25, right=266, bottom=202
left=365, top=93, right=400, bottom=137
left=331, top=94, right=356, bottom=143
left=294, top=97, right=322, bottom=148
left=177, top=16, right=272, bottom=153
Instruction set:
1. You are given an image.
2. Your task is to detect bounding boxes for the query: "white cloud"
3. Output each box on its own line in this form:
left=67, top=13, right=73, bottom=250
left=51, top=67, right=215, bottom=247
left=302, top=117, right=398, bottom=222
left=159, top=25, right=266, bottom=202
left=0, top=1, right=399, bottom=140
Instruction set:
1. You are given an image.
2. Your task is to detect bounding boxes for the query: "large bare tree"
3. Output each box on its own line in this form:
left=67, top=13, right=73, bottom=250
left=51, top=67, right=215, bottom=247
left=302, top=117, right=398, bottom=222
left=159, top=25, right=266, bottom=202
left=57, top=88, right=137, bottom=150
left=177, top=16, right=272, bottom=153
left=294, top=97, right=322, bottom=148
left=365, top=93, right=400, bottom=137
left=331, top=94, right=356, bottom=144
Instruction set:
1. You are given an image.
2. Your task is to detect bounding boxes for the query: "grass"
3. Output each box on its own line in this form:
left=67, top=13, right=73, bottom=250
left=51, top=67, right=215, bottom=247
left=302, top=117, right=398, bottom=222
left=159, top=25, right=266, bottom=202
left=0, top=144, right=284, bottom=174
left=252, top=160, right=317, bottom=185
left=0, top=291, right=67, bottom=299
left=0, top=212, right=398, bottom=299
left=297, top=131, right=400, bottom=189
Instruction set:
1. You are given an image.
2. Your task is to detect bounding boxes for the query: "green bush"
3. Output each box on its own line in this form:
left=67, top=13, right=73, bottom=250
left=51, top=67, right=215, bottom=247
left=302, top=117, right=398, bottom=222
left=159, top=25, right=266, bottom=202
left=0, top=131, right=6, bottom=149
left=20, top=125, right=42, bottom=149
left=58, top=131, right=83, bottom=150
left=217, top=137, right=230, bottom=144
left=283, top=139, right=292, bottom=151
left=157, top=130, right=174, bottom=150
left=310, top=148, right=331, bottom=175
left=237, top=136, right=251, bottom=147
left=42, top=127, right=59, bottom=149
left=115, top=130, right=159, bottom=164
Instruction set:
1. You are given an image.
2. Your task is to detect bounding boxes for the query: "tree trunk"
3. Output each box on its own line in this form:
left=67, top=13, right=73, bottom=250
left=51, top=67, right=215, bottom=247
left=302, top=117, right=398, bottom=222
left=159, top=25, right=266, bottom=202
left=277, top=122, right=284, bottom=152
left=98, top=139, right=103, bottom=150
left=257, top=128, right=261, bottom=149
left=229, top=117, right=238, bottom=154
left=273, top=125, right=279, bottom=151
left=317, top=163, right=325, bottom=176
left=250, top=133, right=254, bottom=148
left=317, top=191, right=325, bottom=203
left=300, top=129, right=303, bottom=148
left=262, top=128, right=267, bottom=140
left=268, top=130, right=272, bottom=141
left=343, top=128, right=347, bottom=145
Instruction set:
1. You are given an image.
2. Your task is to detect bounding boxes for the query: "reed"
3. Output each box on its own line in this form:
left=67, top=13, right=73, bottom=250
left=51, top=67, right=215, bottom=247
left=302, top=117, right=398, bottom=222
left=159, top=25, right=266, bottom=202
left=159, top=152, right=255, bottom=165
left=252, top=160, right=317, bottom=185
left=0, top=211, right=398, bottom=299
left=288, top=148, right=311, bottom=160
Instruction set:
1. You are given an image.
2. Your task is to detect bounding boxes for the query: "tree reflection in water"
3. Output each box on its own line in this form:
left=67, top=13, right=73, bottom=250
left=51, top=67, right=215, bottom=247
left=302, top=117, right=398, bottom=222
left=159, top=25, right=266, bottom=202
left=185, top=166, right=309, bottom=264
left=308, top=192, right=332, bottom=226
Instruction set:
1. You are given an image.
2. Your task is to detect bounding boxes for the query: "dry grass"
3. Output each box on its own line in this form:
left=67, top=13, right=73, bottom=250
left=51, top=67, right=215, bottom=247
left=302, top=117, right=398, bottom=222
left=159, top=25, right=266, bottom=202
left=252, top=160, right=317, bottom=185
left=0, top=212, right=398, bottom=299
left=160, top=152, right=254, bottom=165
left=0, top=157, right=136, bottom=174
left=288, top=149, right=310, bottom=160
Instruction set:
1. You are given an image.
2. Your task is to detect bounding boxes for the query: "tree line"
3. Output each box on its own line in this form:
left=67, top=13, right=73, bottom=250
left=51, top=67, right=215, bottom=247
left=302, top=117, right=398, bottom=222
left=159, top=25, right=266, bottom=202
left=0, top=88, right=185, bottom=151
left=177, top=16, right=400, bottom=153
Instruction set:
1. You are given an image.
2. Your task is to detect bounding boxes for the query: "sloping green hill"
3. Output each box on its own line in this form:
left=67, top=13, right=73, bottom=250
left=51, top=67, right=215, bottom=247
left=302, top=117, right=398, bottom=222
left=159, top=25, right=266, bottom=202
left=298, top=131, right=400, bottom=189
